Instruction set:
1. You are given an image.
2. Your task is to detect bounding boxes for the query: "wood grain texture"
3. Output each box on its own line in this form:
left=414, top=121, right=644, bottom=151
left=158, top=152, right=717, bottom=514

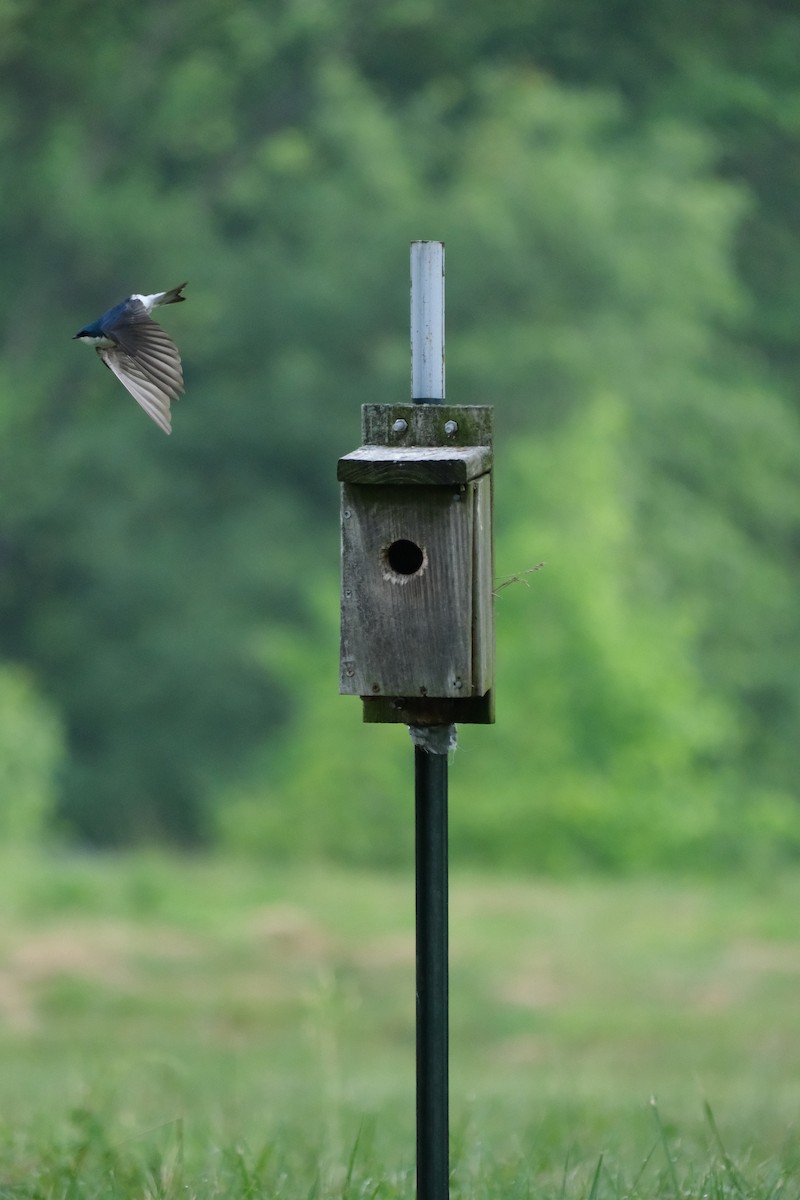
left=361, top=404, right=493, bottom=449
left=338, top=403, right=495, bottom=723
left=471, top=473, right=494, bottom=692
left=337, top=445, right=492, bottom=486
left=340, top=483, right=475, bottom=697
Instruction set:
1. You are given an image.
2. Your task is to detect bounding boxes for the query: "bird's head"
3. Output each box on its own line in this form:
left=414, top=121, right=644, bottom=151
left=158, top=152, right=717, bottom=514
left=73, top=327, right=113, bottom=347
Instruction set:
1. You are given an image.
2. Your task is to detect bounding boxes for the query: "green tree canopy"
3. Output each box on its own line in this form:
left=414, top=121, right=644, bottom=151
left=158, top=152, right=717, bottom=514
left=1, top=0, right=799, bottom=868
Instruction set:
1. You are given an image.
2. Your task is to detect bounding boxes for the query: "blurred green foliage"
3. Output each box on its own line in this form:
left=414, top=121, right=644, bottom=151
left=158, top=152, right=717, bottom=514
left=0, top=665, right=63, bottom=844
left=1, top=0, right=799, bottom=868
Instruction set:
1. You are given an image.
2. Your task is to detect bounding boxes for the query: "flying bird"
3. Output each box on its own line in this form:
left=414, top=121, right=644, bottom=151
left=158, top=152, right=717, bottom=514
left=73, top=283, right=187, bottom=434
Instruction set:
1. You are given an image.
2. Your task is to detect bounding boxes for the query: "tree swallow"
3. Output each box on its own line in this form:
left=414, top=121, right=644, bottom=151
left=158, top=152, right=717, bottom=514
left=73, top=283, right=187, bottom=434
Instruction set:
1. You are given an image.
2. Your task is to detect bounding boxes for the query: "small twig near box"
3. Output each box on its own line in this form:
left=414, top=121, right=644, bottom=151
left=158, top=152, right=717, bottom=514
left=493, top=562, right=546, bottom=596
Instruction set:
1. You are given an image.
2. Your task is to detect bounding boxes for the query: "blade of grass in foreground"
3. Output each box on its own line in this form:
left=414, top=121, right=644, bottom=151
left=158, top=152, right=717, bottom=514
left=650, top=1096, right=681, bottom=1200
left=585, top=1152, right=604, bottom=1200
left=704, top=1100, right=749, bottom=1198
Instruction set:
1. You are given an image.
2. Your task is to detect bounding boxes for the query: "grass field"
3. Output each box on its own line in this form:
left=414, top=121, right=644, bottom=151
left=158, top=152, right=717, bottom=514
left=0, top=852, right=798, bottom=1196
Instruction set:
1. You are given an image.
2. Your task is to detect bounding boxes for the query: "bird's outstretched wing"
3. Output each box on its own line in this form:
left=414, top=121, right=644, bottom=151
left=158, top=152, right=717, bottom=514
left=97, top=308, right=184, bottom=434
left=110, top=308, right=184, bottom=395
left=97, top=344, right=177, bottom=435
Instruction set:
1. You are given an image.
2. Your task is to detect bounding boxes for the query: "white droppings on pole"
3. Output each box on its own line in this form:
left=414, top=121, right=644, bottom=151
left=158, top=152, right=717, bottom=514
left=410, top=240, right=445, bottom=403
left=409, top=723, right=457, bottom=755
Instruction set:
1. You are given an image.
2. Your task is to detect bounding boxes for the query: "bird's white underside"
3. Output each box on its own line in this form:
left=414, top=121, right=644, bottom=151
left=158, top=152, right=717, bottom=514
left=76, top=333, right=115, bottom=348
left=130, top=291, right=169, bottom=313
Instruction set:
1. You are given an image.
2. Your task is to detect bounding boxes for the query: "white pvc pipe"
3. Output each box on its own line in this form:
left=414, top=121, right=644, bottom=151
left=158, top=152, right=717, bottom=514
left=410, top=240, right=445, bottom=402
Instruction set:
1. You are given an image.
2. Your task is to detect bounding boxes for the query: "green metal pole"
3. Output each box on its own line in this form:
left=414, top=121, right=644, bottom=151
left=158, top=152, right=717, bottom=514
left=411, top=240, right=449, bottom=1198
left=415, top=744, right=449, bottom=1200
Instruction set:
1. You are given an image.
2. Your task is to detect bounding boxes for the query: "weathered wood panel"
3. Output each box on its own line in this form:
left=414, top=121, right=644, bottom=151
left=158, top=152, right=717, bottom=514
left=337, top=444, right=492, bottom=487
left=340, top=482, right=475, bottom=697
left=471, top=474, right=494, bottom=695
left=361, top=404, right=493, bottom=449
left=338, top=402, right=495, bottom=723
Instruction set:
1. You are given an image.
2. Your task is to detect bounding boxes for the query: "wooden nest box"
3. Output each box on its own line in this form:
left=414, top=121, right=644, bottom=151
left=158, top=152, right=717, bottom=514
left=338, top=402, right=495, bottom=725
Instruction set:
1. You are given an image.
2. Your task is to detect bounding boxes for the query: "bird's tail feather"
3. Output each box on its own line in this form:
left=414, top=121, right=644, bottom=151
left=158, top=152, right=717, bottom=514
left=157, top=282, right=188, bottom=306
